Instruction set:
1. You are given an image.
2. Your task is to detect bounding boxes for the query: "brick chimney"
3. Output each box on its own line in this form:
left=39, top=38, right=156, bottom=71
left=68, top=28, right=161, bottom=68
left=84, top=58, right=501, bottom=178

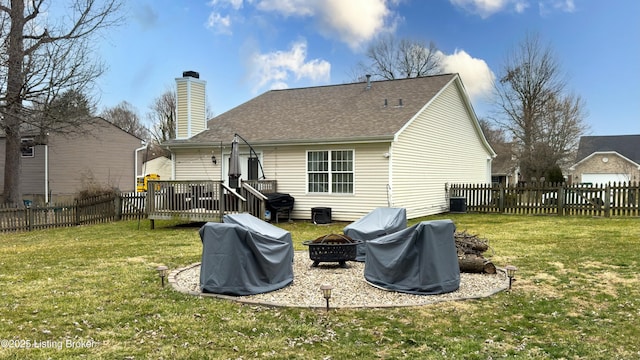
left=175, top=71, right=206, bottom=139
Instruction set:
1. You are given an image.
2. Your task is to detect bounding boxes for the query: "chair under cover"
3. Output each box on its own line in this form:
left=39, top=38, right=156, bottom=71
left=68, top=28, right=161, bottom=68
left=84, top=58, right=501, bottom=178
left=343, top=207, right=407, bottom=262
left=364, top=219, right=460, bottom=295
left=199, top=214, right=293, bottom=295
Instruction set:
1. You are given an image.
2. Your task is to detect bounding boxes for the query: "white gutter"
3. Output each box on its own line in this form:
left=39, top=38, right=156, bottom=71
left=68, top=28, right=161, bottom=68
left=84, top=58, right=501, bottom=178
left=134, top=141, right=147, bottom=189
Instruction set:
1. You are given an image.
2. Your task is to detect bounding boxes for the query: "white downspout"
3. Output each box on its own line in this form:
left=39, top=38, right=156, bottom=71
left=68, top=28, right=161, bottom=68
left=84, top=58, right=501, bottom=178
left=135, top=141, right=147, bottom=190
left=44, top=144, right=49, bottom=204
left=386, top=144, right=393, bottom=207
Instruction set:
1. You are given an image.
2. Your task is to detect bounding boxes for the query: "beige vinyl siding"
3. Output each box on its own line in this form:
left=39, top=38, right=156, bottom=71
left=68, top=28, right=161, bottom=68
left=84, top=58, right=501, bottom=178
left=392, top=81, right=491, bottom=219
left=174, top=148, right=223, bottom=180
left=189, top=82, right=206, bottom=135
left=21, top=145, right=46, bottom=195
left=261, top=143, right=390, bottom=221
left=173, top=143, right=391, bottom=221
left=176, top=80, right=189, bottom=139
left=176, top=78, right=206, bottom=139
left=46, top=119, right=139, bottom=197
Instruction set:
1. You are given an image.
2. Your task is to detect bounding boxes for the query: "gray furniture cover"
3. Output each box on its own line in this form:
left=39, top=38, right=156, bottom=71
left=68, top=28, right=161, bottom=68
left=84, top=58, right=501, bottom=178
left=199, top=214, right=294, bottom=295
left=364, top=219, right=460, bottom=295
left=343, top=208, right=407, bottom=262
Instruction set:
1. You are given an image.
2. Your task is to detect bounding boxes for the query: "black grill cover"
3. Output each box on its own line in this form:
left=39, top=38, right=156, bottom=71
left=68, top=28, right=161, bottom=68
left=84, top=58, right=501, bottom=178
left=364, top=219, right=460, bottom=295
left=199, top=214, right=294, bottom=295
left=265, top=193, right=294, bottom=212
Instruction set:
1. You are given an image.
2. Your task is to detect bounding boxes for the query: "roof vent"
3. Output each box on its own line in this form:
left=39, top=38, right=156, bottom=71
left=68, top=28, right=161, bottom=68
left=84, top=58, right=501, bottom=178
left=365, top=74, right=371, bottom=90
left=384, top=98, right=388, bottom=107
left=182, top=70, right=199, bottom=79
left=398, top=99, right=403, bottom=107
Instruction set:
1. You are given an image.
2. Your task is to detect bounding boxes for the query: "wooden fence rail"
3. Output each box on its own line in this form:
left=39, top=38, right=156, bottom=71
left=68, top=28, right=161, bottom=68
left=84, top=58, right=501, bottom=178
left=449, top=181, right=640, bottom=217
left=0, top=192, right=147, bottom=232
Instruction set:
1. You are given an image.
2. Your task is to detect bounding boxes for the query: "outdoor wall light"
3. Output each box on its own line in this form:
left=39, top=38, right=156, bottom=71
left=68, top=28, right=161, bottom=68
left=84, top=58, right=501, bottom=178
left=156, top=265, right=169, bottom=287
left=505, top=265, right=518, bottom=290
left=211, top=154, right=217, bottom=165
left=320, top=284, right=334, bottom=311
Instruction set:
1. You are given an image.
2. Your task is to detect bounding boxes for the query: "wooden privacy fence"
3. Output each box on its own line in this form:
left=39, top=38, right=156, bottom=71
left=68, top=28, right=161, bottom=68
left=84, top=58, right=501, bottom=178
left=0, top=193, right=147, bottom=232
left=449, top=181, right=640, bottom=217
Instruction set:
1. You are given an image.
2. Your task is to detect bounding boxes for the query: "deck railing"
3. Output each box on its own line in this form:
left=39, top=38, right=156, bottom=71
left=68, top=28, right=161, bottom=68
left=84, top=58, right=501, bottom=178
left=243, top=180, right=277, bottom=194
left=241, top=182, right=268, bottom=220
left=145, top=180, right=272, bottom=228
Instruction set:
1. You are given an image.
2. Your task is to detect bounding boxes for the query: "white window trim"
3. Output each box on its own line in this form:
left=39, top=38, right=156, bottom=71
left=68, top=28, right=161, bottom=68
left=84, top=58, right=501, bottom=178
left=306, top=149, right=355, bottom=195
left=21, top=138, right=34, bottom=157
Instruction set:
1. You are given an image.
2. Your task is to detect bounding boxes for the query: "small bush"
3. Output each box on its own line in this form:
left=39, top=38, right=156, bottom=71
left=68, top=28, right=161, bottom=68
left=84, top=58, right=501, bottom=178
left=546, top=165, right=565, bottom=183
left=76, top=170, right=119, bottom=200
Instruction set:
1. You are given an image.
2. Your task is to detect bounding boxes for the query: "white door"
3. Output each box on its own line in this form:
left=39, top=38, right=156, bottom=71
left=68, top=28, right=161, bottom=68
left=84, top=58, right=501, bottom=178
left=222, top=152, right=263, bottom=186
left=581, top=173, right=629, bottom=185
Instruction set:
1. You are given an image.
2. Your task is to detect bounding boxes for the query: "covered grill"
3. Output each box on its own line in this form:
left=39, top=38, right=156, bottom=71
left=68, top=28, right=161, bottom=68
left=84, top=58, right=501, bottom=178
left=265, top=192, right=294, bottom=223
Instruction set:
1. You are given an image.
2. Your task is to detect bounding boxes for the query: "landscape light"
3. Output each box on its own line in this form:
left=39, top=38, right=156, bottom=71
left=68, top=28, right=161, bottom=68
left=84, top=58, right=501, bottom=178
left=320, top=284, right=333, bottom=311
left=156, top=265, right=169, bottom=287
left=505, top=265, right=518, bottom=290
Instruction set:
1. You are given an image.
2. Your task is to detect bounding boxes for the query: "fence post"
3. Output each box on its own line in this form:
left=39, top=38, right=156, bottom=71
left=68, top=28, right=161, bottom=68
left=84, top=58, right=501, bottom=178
left=27, top=207, right=33, bottom=231
left=75, top=199, right=80, bottom=225
left=499, top=184, right=505, bottom=213
left=557, top=184, right=565, bottom=216
left=604, top=184, right=611, bottom=217
left=219, top=182, right=225, bottom=221
left=115, top=195, right=122, bottom=221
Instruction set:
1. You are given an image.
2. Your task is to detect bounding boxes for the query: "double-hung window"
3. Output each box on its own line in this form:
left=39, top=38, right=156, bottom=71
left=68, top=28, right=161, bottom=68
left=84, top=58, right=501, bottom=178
left=21, top=138, right=34, bottom=157
left=307, top=150, right=354, bottom=194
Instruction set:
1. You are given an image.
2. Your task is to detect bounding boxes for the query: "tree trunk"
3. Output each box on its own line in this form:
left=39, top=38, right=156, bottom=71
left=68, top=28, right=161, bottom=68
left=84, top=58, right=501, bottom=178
left=3, top=0, right=26, bottom=206
left=458, top=255, right=496, bottom=274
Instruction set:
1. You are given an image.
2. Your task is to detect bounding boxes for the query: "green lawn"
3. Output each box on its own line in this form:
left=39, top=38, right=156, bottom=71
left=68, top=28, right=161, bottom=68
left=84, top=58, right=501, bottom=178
left=0, top=214, right=638, bottom=359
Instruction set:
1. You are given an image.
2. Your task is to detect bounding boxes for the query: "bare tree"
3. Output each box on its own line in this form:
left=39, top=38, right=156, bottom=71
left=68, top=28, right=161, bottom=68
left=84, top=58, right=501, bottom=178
left=147, top=88, right=176, bottom=144
left=101, top=101, right=148, bottom=140
left=36, top=89, right=96, bottom=125
left=493, top=33, right=588, bottom=182
left=0, top=0, right=122, bottom=205
left=146, top=86, right=214, bottom=144
left=353, top=34, right=441, bottom=81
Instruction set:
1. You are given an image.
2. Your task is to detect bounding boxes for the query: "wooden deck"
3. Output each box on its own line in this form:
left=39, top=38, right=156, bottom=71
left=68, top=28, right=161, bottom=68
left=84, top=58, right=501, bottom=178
left=145, top=180, right=276, bottom=228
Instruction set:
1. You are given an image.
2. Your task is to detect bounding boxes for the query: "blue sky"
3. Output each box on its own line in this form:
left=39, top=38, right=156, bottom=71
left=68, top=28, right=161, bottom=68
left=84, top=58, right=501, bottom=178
left=93, top=0, right=639, bottom=136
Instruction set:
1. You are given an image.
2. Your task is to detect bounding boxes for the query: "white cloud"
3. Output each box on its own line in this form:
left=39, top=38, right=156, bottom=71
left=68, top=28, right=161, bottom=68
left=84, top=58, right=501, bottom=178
left=451, top=0, right=575, bottom=17
left=208, top=0, right=245, bottom=11
left=249, top=40, right=331, bottom=93
left=205, top=12, right=232, bottom=34
left=438, top=49, right=495, bottom=102
left=449, top=0, right=529, bottom=18
left=256, top=0, right=315, bottom=16
left=256, top=0, right=397, bottom=50
left=539, top=0, right=576, bottom=16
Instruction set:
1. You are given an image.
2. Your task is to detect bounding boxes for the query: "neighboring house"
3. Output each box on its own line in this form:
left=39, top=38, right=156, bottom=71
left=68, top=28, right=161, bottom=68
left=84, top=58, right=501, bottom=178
left=569, top=134, right=640, bottom=184
left=490, top=142, right=519, bottom=186
left=0, top=117, right=144, bottom=204
left=162, top=72, right=496, bottom=221
left=140, top=143, right=172, bottom=181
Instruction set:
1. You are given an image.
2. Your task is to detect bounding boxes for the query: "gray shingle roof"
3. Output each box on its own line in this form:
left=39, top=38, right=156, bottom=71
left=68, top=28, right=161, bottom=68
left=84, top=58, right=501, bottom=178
left=576, top=135, right=640, bottom=164
left=165, top=74, right=457, bottom=146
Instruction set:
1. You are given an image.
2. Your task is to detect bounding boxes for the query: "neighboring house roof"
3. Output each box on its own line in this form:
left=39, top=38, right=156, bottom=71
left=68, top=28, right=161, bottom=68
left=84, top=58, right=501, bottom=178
left=163, top=73, right=493, bottom=155
left=491, top=142, right=518, bottom=176
left=0, top=116, right=143, bottom=142
left=142, top=143, right=171, bottom=162
left=574, top=135, right=640, bottom=164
